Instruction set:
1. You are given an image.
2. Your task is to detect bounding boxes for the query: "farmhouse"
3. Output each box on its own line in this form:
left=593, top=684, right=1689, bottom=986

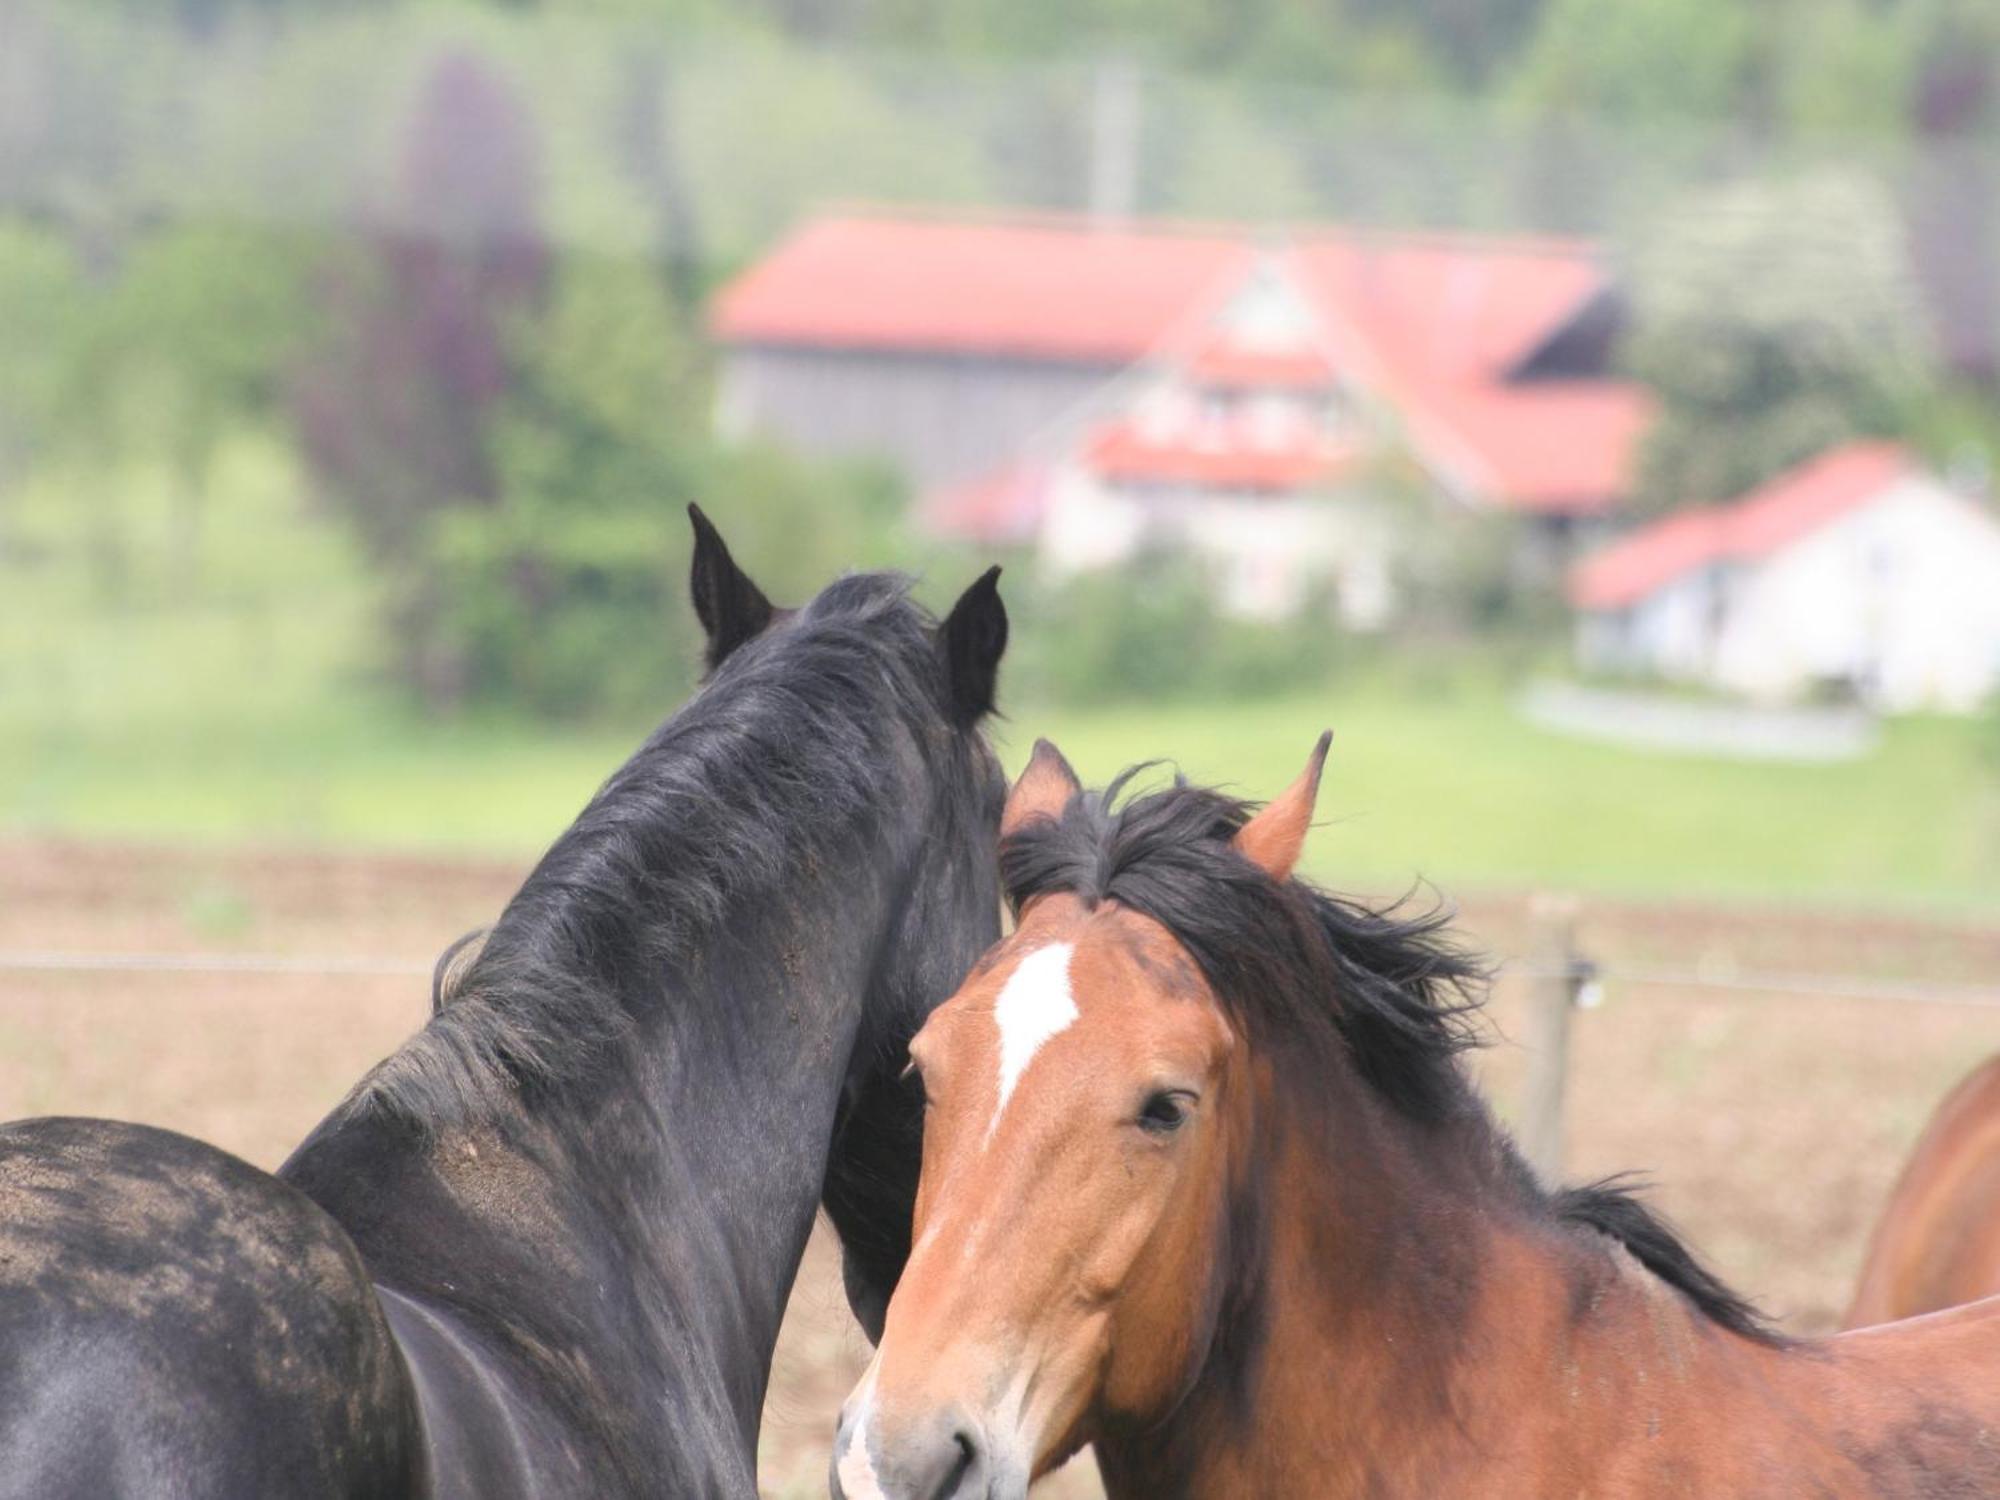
left=710, top=209, right=1652, bottom=619
left=1569, top=443, right=2000, bottom=713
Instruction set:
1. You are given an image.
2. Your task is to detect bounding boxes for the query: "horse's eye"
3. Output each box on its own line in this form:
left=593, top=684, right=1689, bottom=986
left=1137, top=1090, right=1193, bottom=1135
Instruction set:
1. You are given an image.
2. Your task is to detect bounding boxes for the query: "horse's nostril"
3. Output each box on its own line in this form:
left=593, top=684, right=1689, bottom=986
left=934, top=1424, right=984, bottom=1500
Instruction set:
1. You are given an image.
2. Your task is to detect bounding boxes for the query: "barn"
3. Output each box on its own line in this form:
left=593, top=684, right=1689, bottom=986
left=1568, top=443, right=2000, bottom=713
left=710, top=209, right=1653, bottom=619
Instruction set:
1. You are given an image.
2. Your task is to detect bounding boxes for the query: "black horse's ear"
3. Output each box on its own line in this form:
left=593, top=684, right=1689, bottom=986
left=939, top=565, right=1007, bottom=725
left=687, top=504, right=775, bottom=672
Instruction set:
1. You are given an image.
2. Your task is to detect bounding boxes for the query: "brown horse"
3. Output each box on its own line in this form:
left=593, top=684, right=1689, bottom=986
left=831, top=738, right=2000, bottom=1500
left=1847, top=1054, right=2000, bottom=1329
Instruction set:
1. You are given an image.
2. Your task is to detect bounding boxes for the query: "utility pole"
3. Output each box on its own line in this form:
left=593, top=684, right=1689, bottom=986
left=1088, top=56, right=1140, bottom=225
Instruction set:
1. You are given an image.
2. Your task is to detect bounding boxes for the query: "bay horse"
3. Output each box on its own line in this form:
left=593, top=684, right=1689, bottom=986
left=1847, top=1053, right=2000, bottom=1328
left=834, top=738, right=2000, bottom=1499
left=0, top=510, right=1011, bottom=1499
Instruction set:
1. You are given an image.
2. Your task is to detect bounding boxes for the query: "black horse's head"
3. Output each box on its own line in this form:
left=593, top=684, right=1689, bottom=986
left=688, top=507, right=1008, bottom=1340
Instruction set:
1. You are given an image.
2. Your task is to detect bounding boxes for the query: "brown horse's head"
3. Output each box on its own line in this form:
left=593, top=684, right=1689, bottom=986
left=830, top=737, right=1337, bottom=1500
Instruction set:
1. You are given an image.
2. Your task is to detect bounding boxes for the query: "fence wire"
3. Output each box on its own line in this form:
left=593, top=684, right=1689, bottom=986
left=0, top=950, right=431, bottom=978
left=4, top=949, right=1996, bottom=1010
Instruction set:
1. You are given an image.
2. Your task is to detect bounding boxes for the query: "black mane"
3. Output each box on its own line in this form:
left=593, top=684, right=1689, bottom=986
left=1000, top=767, right=1485, bottom=1123
left=1551, top=1178, right=1774, bottom=1342
left=999, top=769, right=1781, bottom=1346
left=357, top=571, right=985, bottom=1130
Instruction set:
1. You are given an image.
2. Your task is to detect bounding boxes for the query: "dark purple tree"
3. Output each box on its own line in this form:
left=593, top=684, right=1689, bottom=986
left=294, top=48, right=547, bottom=559
left=1903, top=17, right=1997, bottom=385
left=292, top=49, right=547, bottom=705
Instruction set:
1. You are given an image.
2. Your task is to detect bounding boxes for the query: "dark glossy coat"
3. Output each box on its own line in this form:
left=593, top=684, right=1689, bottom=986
left=0, top=516, right=1009, bottom=1499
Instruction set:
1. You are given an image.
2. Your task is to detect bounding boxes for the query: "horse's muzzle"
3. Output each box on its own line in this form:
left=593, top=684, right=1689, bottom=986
left=829, top=1399, right=1025, bottom=1500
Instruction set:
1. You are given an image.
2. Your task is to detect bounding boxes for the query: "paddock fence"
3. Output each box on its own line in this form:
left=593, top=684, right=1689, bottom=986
left=8, top=906, right=1999, bottom=1189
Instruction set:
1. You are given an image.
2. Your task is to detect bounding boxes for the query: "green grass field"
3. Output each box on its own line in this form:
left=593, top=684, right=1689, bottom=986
left=5, top=436, right=1996, bottom=911
left=6, top=677, right=1996, bottom=912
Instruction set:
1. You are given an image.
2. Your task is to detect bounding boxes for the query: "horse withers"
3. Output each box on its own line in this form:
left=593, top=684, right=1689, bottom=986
left=0, top=511, right=1010, bottom=1499
left=834, top=738, right=2000, bottom=1500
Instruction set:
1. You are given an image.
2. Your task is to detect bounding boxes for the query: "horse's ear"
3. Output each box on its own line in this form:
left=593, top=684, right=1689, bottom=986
left=687, top=503, right=775, bottom=672
left=1234, top=731, right=1332, bottom=882
left=429, top=926, right=490, bottom=1015
left=939, top=565, right=1007, bottom=725
left=1001, top=738, right=1080, bottom=841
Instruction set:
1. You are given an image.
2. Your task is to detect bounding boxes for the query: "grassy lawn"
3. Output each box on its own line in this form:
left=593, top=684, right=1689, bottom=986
left=5, top=434, right=1996, bottom=911
left=5, top=677, right=1996, bottom=913
left=1022, top=683, right=1999, bottom=912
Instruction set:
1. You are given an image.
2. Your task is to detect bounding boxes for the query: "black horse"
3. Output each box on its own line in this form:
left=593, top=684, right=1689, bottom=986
left=0, top=511, right=1010, bottom=1499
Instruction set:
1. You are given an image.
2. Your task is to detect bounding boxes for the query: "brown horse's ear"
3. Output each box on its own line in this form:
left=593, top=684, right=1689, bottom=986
left=687, top=503, right=775, bottom=672
left=1001, top=739, right=1081, bottom=841
left=1233, top=731, right=1332, bottom=882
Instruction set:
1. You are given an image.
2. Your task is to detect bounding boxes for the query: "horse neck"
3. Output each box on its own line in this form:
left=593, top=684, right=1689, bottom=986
left=1096, top=1074, right=1787, bottom=1499
left=285, top=811, right=917, bottom=1451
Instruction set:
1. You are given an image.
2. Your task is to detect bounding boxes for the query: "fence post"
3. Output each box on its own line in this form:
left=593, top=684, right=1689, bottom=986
left=1519, top=893, right=1585, bottom=1185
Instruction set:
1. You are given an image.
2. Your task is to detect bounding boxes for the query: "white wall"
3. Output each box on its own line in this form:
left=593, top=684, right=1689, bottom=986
left=1038, top=470, right=1395, bottom=628
left=1580, top=475, right=2000, bottom=713
left=1575, top=570, right=1718, bottom=681
left=716, top=344, right=1118, bottom=487
left=1714, top=477, right=2000, bottom=711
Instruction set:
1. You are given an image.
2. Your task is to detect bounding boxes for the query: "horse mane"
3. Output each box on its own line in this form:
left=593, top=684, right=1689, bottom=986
left=999, top=769, right=1783, bottom=1346
left=355, top=572, right=985, bottom=1132
left=1552, top=1178, right=1777, bottom=1342
left=1000, top=767, right=1485, bottom=1123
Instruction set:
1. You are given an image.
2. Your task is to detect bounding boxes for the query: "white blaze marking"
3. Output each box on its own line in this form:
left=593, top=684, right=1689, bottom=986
left=986, top=941, right=1078, bottom=1141
left=837, top=1366, right=888, bottom=1500
left=835, top=1427, right=886, bottom=1500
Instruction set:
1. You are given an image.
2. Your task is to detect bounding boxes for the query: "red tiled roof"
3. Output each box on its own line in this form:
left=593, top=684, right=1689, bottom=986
left=1289, top=237, right=1603, bottom=382
left=1724, top=440, right=1911, bottom=556
left=1568, top=507, right=1729, bottom=611
left=921, top=460, right=1053, bottom=543
left=1408, top=381, right=1655, bottom=515
left=1285, top=239, right=1644, bottom=511
left=711, top=215, right=1250, bottom=363
left=1185, top=336, right=1335, bottom=389
left=1570, top=442, right=1915, bottom=610
left=713, top=210, right=1642, bottom=513
left=1083, top=418, right=1362, bottom=490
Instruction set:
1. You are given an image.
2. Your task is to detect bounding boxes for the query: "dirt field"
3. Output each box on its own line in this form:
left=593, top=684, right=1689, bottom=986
left=3, top=838, right=1997, bottom=1496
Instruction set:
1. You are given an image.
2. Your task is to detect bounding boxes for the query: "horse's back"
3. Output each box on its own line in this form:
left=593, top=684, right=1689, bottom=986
left=1814, top=1293, right=2000, bottom=1493
left=1847, top=1054, right=2000, bottom=1328
left=1835, top=1288, right=2000, bottom=1351
left=0, top=1116, right=424, bottom=1499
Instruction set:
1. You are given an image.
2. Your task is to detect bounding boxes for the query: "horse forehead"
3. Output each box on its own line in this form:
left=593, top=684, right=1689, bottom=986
left=989, top=904, right=1206, bottom=1010
left=932, top=905, right=1210, bottom=1052
left=1072, top=909, right=1206, bottom=1009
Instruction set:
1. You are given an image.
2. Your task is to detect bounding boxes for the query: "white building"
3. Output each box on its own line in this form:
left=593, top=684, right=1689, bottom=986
left=1570, top=443, right=2000, bottom=713
left=1025, top=260, right=1398, bottom=625
left=712, top=210, right=1652, bottom=625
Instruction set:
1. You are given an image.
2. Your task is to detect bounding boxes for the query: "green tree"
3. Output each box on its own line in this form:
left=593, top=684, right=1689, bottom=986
left=62, top=223, right=307, bottom=590
left=426, top=254, right=904, bottom=719
left=418, top=255, right=699, bottom=717
left=1775, top=0, right=1917, bottom=137
left=0, top=217, right=305, bottom=597
left=0, top=222, right=85, bottom=534
left=1506, top=0, right=1752, bottom=125
left=1624, top=170, right=1934, bottom=513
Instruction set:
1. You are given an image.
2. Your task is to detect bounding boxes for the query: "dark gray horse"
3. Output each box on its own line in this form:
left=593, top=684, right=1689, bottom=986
left=0, top=512, right=1010, bottom=1498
